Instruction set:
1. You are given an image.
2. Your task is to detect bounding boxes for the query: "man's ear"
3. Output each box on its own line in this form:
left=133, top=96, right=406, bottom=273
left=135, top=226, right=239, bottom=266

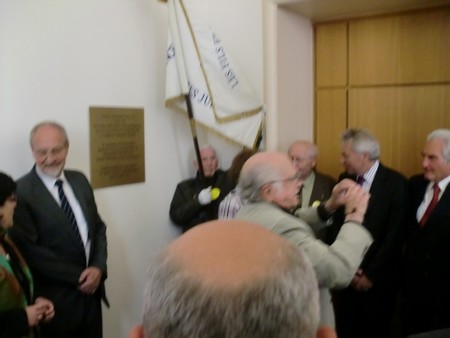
left=260, top=183, right=273, bottom=201
left=128, top=325, right=146, bottom=338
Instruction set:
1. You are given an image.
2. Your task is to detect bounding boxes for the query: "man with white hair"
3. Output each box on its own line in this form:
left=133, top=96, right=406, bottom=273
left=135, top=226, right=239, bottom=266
left=328, top=128, right=407, bottom=338
left=235, top=151, right=373, bottom=327
left=169, top=145, right=233, bottom=232
left=402, top=129, right=450, bottom=336
left=288, top=140, right=336, bottom=210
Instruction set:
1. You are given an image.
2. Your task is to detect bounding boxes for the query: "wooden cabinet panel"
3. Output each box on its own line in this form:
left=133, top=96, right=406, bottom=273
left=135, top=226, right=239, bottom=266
left=348, top=85, right=450, bottom=177
left=315, top=22, right=348, bottom=87
left=315, top=89, right=347, bottom=178
left=349, top=7, right=450, bottom=85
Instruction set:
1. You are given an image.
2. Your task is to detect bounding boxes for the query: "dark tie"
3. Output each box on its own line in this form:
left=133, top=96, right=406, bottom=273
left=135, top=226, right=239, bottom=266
left=297, top=185, right=303, bottom=209
left=55, top=180, right=84, bottom=246
left=420, top=183, right=440, bottom=226
left=356, top=176, right=365, bottom=185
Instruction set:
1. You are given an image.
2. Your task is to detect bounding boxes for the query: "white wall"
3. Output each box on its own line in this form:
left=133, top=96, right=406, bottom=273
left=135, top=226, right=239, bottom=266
left=263, top=1, right=314, bottom=151
left=0, top=1, right=263, bottom=337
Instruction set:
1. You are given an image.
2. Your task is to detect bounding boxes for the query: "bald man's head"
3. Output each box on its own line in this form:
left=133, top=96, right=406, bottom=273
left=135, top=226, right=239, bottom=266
left=288, top=140, right=318, bottom=180
left=140, top=220, right=319, bottom=338
left=167, top=220, right=289, bottom=287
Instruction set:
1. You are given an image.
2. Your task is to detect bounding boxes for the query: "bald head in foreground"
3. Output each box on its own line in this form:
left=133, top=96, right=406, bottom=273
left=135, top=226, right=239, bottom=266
left=128, top=220, right=337, bottom=338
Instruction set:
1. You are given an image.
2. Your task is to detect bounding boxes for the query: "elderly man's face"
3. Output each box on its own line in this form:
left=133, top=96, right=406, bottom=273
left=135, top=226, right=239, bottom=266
left=265, top=161, right=302, bottom=210
left=198, top=147, right=218, bottom=177
left=340, top=140, right=366, bottom=176
left=288, top=143, right=316, bottom=180
left=422, top=138, right=450, bottom=182
left=32, top=125, right=68, bottom=178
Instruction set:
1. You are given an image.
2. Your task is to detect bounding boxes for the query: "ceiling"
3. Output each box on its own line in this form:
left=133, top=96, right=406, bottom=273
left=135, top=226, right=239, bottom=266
left=281, top=0, right=450, bottom=22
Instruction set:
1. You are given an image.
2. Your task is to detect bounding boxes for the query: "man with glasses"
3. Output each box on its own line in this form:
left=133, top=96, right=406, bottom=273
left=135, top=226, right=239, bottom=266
left=235, top=151, right=373, bottom=327
left=10, top=121, right=108, bottom=338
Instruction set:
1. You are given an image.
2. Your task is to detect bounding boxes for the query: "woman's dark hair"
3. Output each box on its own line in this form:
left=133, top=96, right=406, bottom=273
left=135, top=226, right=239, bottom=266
left=0, top=172, right=16, bottom=206
left=228, top=149, right=257, bottom=185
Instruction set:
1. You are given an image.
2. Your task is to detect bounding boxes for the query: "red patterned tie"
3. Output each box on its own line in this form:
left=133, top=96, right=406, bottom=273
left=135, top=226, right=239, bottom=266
left=420, top=183, right=440, bottom=226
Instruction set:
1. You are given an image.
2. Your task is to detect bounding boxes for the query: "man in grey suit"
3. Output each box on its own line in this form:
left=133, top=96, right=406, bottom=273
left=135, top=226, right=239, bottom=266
left=11, top=121, right=108, bottom=338
left=235, top=151, right=373, bottom=327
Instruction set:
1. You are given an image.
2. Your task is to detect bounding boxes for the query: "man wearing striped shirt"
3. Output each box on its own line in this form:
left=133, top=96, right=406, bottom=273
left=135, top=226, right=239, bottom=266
left=328, top=128, right=407, bottom=338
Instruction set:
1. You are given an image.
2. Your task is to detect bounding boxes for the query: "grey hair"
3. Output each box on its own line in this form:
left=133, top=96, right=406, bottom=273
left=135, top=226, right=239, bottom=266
left=289, top=140, right=318, bottom=160
left=341, top=128, right=380, bottom=160
left=427, top=129, right=450, bottom=163
left=237, top=161, right=282, bottom=203
left=142, top=243, right=319, bottom=338
left=29, top=121, right=69, bottom=149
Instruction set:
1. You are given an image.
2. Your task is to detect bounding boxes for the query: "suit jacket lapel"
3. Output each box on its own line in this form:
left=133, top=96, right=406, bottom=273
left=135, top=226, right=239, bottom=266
left=360, top=164, right=386, bottom=222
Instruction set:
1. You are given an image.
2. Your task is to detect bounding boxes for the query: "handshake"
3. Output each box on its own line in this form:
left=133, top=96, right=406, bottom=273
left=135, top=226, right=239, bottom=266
left=198, top=186, right=221, bottom=205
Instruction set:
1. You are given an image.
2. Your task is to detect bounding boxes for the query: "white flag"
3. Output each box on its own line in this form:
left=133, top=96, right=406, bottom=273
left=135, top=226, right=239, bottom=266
left=165, top=0, right=265, bottom=149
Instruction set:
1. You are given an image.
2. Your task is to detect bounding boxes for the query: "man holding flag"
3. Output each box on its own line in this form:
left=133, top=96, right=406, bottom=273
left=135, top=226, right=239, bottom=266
left=169, top=145, right=233, bottom=232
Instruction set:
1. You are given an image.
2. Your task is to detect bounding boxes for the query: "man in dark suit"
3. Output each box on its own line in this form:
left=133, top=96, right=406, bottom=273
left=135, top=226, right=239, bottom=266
left=169, top=145, right=233, bottom=232
left=402, top=129, right=450, bottom=336
left=328, top=128, right=407, bottom=338
left=11, top=121, right=108, bottom=338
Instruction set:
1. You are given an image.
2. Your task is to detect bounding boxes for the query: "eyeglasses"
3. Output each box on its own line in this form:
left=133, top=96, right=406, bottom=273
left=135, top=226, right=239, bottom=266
left=33, top=146, right=67, bottom=159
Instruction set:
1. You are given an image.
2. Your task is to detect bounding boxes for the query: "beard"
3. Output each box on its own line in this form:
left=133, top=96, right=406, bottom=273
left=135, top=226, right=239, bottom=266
left=39, top=163, right=64, bottom=178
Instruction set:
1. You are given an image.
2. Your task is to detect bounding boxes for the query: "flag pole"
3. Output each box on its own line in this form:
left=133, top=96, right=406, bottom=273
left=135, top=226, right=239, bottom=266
left=185, top=93, right=205, bottom=180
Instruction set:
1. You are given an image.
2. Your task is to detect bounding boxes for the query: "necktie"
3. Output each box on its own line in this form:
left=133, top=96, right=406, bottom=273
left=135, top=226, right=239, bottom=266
left=55, top=180, right=84, bottom=246
left=356, top=176, right=365, bottom=185
left=420, top=183, right=440, bottom=226
left=297, top=185, right=303, bottom=209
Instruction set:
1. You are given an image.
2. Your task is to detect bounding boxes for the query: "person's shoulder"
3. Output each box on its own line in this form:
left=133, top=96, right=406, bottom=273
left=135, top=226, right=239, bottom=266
left=238, top=202, right=291, bottom=221
left=15, top=168, right=37, bottom=188
left=379, top=163, right=407, bottom=182
left=214, top=169, right=229, bottom=181
left=315, top=171, right=336, bottom=184
left=64, top=169, right=90, bottom=182
left=408, top=173, right=426, bottom=184
left=175, top=176, right=197, bottom=189
left=407, top=174, right=429, bottom=193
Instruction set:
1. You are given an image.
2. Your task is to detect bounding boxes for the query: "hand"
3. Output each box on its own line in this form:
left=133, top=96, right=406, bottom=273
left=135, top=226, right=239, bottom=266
left=325, top=179, right=359, bottom=210
left=34, top=297, right=55, bottom=322
left=317, top=326, right=338, bottom=338
left=198, top=186, right=212, bottom=205
left=351, top=269, right=373, bottom=292
left=26, top=301, right=51, bottom=327
left=343, top=184, right=370, bottom=223
left=78, top=266, right=102, bottom=295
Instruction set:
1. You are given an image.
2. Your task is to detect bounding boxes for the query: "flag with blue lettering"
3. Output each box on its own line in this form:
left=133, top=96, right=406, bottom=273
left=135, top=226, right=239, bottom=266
left=165, top=0, right=265, bottom=149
